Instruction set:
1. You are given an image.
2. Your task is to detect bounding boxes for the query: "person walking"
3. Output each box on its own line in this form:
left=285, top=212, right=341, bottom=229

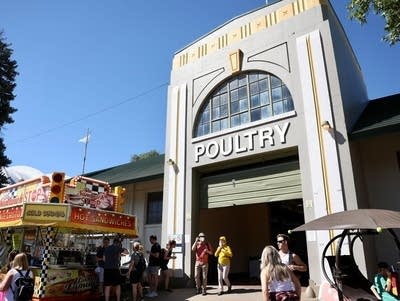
left=214, top=236, right=233, bottom=296
left=95, top=237, right=110, bottom=296
left=192, top=232, right=213, bottom=296
left=0, top=252, right=34, bottom=301
left=276, top=234, right=307, bottom=275
left=260, top=245, right=301, bottom=301
left=146, top=235, right=161, bottom=298
left=160, top=240, right=177, bottom=292
left=103, top=237, right=128, bottom=301
left=127, top=242, right=146, bottom=301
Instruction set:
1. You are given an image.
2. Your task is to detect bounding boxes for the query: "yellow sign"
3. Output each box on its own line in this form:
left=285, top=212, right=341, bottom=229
left=12, top=233, right=22, bottom=250
left=23, top=203, right=68, bottom=222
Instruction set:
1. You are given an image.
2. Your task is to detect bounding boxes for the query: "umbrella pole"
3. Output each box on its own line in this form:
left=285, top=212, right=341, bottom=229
left=334, top=229, right=348, bottom=301
left=321, top=233, right=343, bottom=288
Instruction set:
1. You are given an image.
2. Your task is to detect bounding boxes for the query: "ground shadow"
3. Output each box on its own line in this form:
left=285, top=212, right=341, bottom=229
left=229, top=288, right=261, bottom=294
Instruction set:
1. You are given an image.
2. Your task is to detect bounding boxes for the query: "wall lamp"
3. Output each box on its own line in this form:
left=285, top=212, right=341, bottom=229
left=167, top=158, right=179, bottom=173
left=321, top=120, right=333, bottom=130
left=167, top=158, right=176, bottom=166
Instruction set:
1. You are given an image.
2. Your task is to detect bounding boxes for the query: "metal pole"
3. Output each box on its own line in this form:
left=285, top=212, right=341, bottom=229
left=81, top=128, right=90, bottom=175
left=335, top=229, right=348, bottom=301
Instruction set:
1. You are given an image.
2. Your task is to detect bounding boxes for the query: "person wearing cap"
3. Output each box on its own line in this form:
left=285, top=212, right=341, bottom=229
left=192, top=232, right=213, bottom=295
left=214, top=236, right=233, bottom=295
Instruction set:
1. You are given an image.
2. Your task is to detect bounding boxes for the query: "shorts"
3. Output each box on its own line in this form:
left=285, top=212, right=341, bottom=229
left=160, top=265, right=168, bottom=271
left=95, top=266, right=104, bottom=282
left=104, top=269, right=121, bottom=286
left=147, top=266, right=160, bottom=275
left=129, top=270, right=143, bottom=284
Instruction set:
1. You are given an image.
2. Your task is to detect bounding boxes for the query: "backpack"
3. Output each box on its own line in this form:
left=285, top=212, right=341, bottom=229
left=160, top=248, right=166, bottom=265
left=135, top=252, right=146, bottom=274
left=12, top=269, right=34, bottom=301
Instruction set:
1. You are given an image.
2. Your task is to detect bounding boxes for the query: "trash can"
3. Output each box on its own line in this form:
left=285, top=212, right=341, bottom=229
left=249, top=256, right=260, bottom=279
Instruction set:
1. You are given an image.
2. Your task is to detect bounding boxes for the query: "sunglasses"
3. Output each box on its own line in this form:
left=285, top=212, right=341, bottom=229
left=277, top=240, right=285, bottom=243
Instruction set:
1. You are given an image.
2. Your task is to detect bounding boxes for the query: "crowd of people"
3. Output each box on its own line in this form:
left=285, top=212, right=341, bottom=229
left=0, top=232, right=306, bottom=301
left=94, top=235, right=177, bottom=301
left=191, top=232, right=306, bottom=300
left=5, top=231, right=399, bottom=301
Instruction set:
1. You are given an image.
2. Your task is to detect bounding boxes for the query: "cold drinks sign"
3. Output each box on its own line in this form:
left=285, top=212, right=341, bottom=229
left=194, top=121, right=290, bottom=162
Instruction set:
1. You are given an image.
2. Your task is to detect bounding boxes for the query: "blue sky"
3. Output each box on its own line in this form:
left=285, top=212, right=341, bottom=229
left=1, top=0, right=399, bottom=177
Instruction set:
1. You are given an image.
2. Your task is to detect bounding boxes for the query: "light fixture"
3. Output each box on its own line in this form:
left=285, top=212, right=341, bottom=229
left=321, top=120, right=332, bottom=130
left=167, top=158, right=175, bottom=166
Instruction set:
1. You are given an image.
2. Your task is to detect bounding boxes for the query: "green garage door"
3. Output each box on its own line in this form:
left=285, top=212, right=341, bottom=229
left=200, top=161, right=302, bottom=208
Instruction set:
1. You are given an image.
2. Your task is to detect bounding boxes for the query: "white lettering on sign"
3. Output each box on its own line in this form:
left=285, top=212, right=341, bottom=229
left=194, top=122, right=290, bottom=162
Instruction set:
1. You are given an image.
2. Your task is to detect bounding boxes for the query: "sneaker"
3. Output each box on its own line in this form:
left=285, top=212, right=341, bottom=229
left=202, top=290, right=207, bottom=296
left=218, top=291, right=223, bottom=296
left=166, top=288, right=173, bottom=292
left=227, top=285, right=232, bottom=293
left=145, top=291, right=157, bottom=298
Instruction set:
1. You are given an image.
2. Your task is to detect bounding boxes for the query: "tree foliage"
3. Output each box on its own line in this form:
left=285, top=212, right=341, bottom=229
left=0, top=31, right=18, bottom=185
left=347, top=0, right=400, bottom=45
left=131, top=150, right=160, bottom=162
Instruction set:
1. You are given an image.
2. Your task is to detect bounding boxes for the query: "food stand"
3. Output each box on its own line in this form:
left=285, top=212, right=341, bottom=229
left=0, top=173, right=137, bottom=301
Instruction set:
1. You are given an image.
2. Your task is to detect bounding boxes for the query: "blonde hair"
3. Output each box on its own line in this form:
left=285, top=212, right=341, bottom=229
left=260, top=245, right=291, bottom=281
left=12, top=253, right=29, bottom=270
left=133, top=242, right=140, bottom=250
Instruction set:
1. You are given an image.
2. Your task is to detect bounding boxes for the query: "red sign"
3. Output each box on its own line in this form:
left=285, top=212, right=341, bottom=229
left=0, top=206, right=23, bottom=222
left=69, top=206, right=135, bottom=231
left=0, top=177, right=50, bottom=208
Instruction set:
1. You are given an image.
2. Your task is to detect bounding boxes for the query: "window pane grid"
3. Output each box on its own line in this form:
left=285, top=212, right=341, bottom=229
left=195, top=71, right=294, bottom=137
left=147, top=192, right=163, bottom=224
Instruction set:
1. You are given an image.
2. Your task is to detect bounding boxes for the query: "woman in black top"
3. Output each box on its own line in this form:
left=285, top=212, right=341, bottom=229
left=160, top=240, right=176, bottom=292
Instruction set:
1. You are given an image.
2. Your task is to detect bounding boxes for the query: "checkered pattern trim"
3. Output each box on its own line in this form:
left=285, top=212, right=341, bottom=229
left=80, top=179, right=106, bottom=194
left=49, top=246, right=83, bottom=252
left=6, top=228, right=12, bottom=246
left=9, top=187, right=17, bottom=198
left=38, top=226, right=53, bottom=298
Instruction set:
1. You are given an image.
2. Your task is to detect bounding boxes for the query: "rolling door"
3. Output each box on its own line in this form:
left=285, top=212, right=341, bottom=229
left=200, top=160, right=301, bottom=208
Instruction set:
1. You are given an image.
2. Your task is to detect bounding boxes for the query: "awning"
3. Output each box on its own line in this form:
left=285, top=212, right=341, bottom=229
left=0, top=203, right=138, bottom=237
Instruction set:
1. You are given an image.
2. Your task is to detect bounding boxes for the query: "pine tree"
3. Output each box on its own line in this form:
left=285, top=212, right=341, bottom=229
left=0, top=31, right=18, bottom=186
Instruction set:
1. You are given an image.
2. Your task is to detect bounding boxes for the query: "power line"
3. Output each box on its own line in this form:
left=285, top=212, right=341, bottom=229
left=11, top=81, right=169, bottom=144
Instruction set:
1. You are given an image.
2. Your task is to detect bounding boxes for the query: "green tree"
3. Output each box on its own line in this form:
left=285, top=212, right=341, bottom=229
left=0, top=32, right=18, bottom=185
left=347, top=0, right=400, bottom=45
left=131, top=150, right=160, bottom=162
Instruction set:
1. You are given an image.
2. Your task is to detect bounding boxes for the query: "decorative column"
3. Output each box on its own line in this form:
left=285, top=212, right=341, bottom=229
left=38, top=226, right=54, bottom=298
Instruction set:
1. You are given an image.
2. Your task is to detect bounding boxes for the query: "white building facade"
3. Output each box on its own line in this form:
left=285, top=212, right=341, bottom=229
left=162, top=0, right=375, bottom=285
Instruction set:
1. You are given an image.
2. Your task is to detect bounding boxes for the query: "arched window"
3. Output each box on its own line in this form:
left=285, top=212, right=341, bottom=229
left=194, top=71, right=294, bottom=137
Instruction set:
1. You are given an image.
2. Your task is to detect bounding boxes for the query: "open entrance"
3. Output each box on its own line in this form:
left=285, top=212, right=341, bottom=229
left=198, top=199, right=308, bottom=285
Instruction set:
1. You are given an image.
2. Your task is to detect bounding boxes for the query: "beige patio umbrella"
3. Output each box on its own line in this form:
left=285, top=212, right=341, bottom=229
left=292, top=209, right=400, bottom=232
